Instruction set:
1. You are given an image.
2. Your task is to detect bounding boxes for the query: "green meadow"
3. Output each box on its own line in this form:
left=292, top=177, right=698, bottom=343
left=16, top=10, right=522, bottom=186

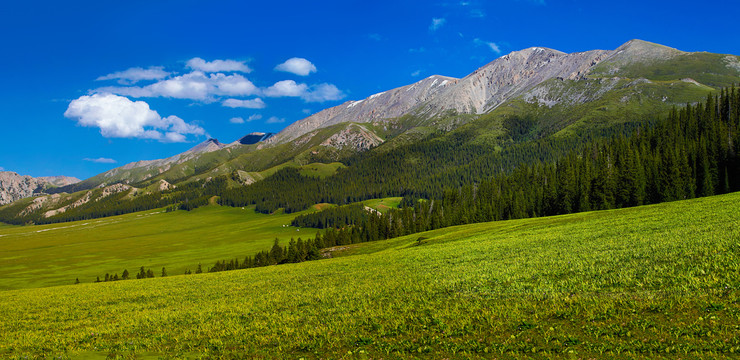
left=1, top=192, right=739, bottom=358
left=0, top=205, right=317, bottom=291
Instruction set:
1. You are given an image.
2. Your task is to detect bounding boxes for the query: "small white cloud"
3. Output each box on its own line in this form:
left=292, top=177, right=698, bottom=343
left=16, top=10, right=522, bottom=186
left=302, top=109, right=312, bottom=114
left=275, top=58, right=317, bottom=76
left=301, top=83, right=345, bottom=103
left=98, top=72, right=259, bottom=101
left=0, top=166, right=5, bottom=171
left=264, top=80, right=308, bottom=97
left=83, top=157, right=117, bottom=164
left=474, top=38, right=501, bottom=54
left=186, top=57, right=251, bottom=73
left=368, top=33, right=382, bottom=41
left=64, top=93, right=205, bottom=143
left=409, top=47, right=426, bottom=53
left=411, top=70, right=422, bottom=77
left=266, top=116, right=285, bottom=124
left=229, top=114, right=262, bottom=124
left=222, top=98, right=267, bottom=108
left=429, top=18, right=446, bottom=31
left=96, top=66, right=170, bottom=84
left=470, top=9, right=486, bottom=18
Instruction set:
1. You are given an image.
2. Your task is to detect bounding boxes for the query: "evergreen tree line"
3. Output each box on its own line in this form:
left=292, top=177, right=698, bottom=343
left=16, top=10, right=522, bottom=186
left=207, top=237, right=323, bottom=272
left=87, top=266, right=168, bottom=284
left=290, top=204, right=370, bottom=228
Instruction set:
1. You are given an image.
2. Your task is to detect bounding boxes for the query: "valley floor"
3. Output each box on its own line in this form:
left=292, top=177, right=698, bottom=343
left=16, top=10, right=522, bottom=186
left=1, top=193, right=739, bottom=358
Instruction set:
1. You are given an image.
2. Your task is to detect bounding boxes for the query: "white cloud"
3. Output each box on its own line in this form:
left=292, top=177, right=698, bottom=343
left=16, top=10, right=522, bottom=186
left=470, top=9, right=486, bottom=18
left=302, top=83, right=345, bottom=102
left=474, top=38, right=501, bottom=54
left=264, top=80, right=344, bottom=102
left=98, top=71, right=259, bottom=101
left=429, top=18, right=446, bottom=31
left=368, top=33, right=382, bottom=41
left=264, top=80, right=309, bottom=97
left=0, top=166, right=4, bottom=171
left=83, top=157, right=117, bottom=164
left=96, top=67, right=170, bottom=84
left=411, top=70, right=421, bottom=77
left=275, top=58, right=317, bottom=76
left=230, top=114, right=263, bottom=124
left=186, top=57, right=251, bottom=73
left=302, top=109, right=312, bottom=114
left=266, top=116, right=285, bottom=124
left=222, top=98, right=267, bottom=108
left=64, top=93, right=205, bottom=142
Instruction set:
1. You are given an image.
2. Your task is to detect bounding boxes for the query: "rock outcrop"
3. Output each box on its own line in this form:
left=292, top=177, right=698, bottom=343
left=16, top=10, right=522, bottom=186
left=0, top=171, right=80, bottom=205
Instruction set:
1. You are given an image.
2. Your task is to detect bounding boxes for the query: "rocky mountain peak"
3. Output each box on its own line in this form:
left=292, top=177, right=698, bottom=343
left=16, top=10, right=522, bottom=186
left=602, top=39, right=683, bottom=68
left=188, top=138, right=225, bottom=154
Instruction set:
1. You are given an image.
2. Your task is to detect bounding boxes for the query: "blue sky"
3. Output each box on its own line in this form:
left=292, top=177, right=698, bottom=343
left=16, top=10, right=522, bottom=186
left=1, top=0, right=739, bottom=179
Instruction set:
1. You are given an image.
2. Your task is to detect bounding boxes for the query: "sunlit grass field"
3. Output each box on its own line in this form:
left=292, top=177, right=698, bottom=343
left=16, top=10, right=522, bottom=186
left=0, top=205, right=316, bottom=290
left=1, top=193, right=739, bottom=358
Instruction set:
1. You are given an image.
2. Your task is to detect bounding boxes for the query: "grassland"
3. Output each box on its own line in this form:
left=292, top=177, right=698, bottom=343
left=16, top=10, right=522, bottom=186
left=0, top=205, right=317, bottom=291
left=361, top=197, right=401, bottom=213
left=1, top=192, right=739, bottom=358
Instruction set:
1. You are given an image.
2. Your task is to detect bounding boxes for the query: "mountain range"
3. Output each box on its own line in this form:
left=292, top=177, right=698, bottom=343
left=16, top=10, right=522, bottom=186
left=2, top=39, right=739, bottom=219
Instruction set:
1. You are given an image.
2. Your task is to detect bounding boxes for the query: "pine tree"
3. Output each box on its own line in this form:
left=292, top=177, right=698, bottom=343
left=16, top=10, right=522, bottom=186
left=161, top=267, right=167, bottom=277
left=122, top=269, right=130, bottom=280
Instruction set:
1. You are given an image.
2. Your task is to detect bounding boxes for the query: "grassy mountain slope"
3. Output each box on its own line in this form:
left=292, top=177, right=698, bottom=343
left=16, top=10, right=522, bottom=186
left=1, top=192, right=738, bottom=358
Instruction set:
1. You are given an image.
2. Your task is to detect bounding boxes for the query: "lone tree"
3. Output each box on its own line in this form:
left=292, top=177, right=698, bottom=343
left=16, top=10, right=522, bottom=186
left=161, top=267, right=167, bottom=277
left=75, top=278, right=80, bottom=284
left=122, top=269, right=130, bottom=280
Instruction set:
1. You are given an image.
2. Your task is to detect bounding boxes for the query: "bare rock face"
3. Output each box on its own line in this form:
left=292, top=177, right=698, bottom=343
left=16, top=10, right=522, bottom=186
left=157, top=179, right=175, bottom=191
left=0, top=171, right=80, bottom=205
left=420, top=47, right=613, bottom=115
left=320, top=124, right=384, bottom=151
left=268, top=75, right=458, bottom=143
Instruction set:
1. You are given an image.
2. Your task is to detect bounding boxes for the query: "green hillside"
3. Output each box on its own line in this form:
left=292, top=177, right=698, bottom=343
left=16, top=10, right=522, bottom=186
left=0, top=205, right=317, bottom=291
left=1, top=192, right=738, bottom=358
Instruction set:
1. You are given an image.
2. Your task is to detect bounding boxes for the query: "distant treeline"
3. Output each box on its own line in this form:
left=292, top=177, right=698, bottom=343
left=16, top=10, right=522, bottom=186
left=290, top=204, right=370, bottom=228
